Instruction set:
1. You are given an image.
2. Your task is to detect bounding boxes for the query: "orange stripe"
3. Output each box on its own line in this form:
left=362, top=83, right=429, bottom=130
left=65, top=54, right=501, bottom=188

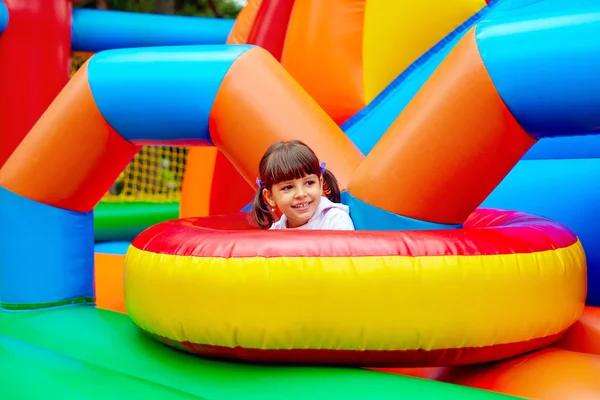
left=439, top=348, right=600, bottom=399
left=179, top=147, right=218, bottom=218
left=95, top=253, right=126, bottom=314
left=348, top=28, right=537, bottom=225
left=552, top=306, right=600, bottom=356
left=209, top=47, right=364, bottom=191
left=280, top=0, right=365, bottom=125
left=179, top=148, right=254, bottom=218
left=226, top=0, right=264, bottom=44
left=0, top=61, right=140, bottom=212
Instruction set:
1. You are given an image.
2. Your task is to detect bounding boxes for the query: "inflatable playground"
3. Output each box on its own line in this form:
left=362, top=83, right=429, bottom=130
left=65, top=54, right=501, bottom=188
left=2, top=0, right=600, bottom=398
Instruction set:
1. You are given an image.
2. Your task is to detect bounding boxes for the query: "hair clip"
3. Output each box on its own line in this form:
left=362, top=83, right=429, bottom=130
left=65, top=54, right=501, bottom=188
left=320, top=162, right=326, bottom=175
left=256, top=178, right=263, bottom=188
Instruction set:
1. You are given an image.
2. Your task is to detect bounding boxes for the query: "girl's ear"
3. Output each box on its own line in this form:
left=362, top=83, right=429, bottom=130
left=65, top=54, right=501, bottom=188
left=320, top=175, right=325, bottom=194
left=263, top=188, right=276, bottom=208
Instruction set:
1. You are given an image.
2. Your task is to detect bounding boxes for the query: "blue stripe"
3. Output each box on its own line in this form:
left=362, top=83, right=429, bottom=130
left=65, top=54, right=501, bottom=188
left=0, top=0, right=8, bottom=34
left=71, top=9, right=234, bottom=53
left=342, top=192, right=461, bottom=231
left=0, top=187, right=94, bottom=308
left=523, top=135, right=600, bottom=160
left=94, top=241, right=131, bottom=255
left=88, top=44, right=253, bottom=145
left=342, top=0, right=500, bottom=155
left=476, top=0, right=600, bottom=138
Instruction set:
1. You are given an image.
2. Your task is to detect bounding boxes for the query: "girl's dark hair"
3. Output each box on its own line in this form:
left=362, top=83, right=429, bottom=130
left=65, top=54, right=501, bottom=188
left=252, top=140, right=342, bottom=229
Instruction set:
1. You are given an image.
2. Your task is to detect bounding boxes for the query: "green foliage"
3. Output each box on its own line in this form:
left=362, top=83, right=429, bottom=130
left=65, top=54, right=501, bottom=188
left=76, top=0, right=243, bottom=19
left=105, top=0, right=155, bottom=13
left=178, top=0, right=243, bottom=18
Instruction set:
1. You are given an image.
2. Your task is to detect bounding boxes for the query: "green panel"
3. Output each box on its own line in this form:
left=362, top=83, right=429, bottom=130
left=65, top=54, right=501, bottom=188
left=0, top=334, right=202, bottom=399
left=94, top=201, right=180, bottom=242
left=0, top=307, right=520, bottom=399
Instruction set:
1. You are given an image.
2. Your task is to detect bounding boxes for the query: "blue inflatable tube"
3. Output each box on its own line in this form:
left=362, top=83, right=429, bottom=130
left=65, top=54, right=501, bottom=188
left=476, top=0, right=600, bottom=138
left=87, top=44, right=252, bottom=144
left=0, top=187, right=94, bottom=309
left=72, top=8, right=235, bottom=53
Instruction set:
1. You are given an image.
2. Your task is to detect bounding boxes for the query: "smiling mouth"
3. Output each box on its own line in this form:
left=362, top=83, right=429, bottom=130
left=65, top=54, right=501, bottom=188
left=292, top=201, right=312, bottom=210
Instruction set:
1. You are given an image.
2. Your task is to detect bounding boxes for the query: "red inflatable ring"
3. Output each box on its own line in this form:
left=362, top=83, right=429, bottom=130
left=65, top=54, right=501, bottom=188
left=124, top=208, right=586, bottom=366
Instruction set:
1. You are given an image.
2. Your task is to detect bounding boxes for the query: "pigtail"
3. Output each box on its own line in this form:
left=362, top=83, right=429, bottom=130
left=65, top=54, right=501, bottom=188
left=321, top=169, right=341, bottom=203
left=252, top=186, right=274, bottom=229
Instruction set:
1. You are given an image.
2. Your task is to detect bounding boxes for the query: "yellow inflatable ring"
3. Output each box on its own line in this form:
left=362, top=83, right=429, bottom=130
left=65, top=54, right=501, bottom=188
left=124, top=208, right=586, bottom=366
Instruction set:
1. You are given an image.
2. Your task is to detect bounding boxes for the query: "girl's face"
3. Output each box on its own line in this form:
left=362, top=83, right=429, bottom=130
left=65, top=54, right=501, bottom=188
left=263, top=174, right=323, bottom=228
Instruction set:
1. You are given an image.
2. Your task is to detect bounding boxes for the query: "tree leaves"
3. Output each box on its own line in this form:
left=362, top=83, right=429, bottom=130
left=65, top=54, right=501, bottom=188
left=75, top=0, right=243, bottom=18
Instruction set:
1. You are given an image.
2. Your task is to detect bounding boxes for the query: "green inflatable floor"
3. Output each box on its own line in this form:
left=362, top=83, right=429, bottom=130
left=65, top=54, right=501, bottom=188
left=0, top=307, right=520, bottom=399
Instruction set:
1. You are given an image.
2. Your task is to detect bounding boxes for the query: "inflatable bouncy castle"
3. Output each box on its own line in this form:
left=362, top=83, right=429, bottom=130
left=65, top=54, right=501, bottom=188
left=2, top=0, right=600, bottom=399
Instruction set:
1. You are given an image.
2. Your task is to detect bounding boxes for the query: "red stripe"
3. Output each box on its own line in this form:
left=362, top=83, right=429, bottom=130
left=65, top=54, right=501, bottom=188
left=247, top=0, right=296, bottom=61
left=131, top=208, right=578, bottom=258
left=0, top=0, right=71, bottom=169
left=150, top=329, right=566, bottom=367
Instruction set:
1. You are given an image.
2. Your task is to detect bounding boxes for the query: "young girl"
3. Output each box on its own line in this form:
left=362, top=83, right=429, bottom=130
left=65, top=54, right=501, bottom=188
left=252, top=140, right=355, bottom=230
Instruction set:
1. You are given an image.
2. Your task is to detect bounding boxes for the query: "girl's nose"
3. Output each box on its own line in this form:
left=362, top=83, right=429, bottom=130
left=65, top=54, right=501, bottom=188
left=295, top=186, right=307, bottom=197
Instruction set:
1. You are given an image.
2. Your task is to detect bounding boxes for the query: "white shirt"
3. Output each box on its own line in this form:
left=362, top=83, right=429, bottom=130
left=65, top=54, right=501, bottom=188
left=270, top=197, right=355, bottom=230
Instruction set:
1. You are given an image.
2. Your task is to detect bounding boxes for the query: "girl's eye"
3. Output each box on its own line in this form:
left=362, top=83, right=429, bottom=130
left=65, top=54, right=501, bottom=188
left=306, top=180, right=315, bottom=185
left=282, top=185, right=293, bottom=190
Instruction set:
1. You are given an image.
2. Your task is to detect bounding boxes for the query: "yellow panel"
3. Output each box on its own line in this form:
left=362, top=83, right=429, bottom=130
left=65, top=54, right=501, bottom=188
left=362, top=0, right=487, bottom=102
left=124, top=240, right=586, bottom=352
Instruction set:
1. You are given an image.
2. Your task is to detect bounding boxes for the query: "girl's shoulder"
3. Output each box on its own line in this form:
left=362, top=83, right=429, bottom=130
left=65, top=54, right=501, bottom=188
left=318, top=199, right=355, bottom=230
left=269, top=216, right=287, bottom=230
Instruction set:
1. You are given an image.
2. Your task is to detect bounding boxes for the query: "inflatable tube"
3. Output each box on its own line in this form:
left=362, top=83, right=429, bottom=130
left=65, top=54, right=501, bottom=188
left=125, top=208, right=586, bottom=366
left=71, top=8, right=235, bottom=53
